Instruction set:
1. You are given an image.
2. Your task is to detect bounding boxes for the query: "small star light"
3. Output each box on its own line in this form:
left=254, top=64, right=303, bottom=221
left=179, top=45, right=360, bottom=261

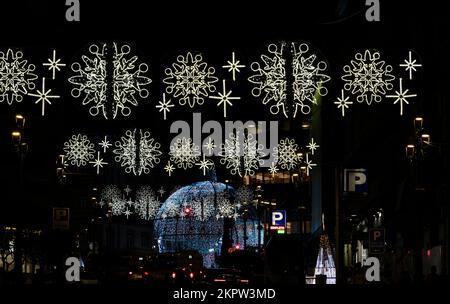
left=204, top=137, right=216, bottom=156
left=334, top=90, right=353, bottom=117
left=28, top=77, right=60, bottom=116
left=164, top=161, right=175, bottom=176
left=386, top=78, right=417, bottom=116
left=307, top=138, right=320, bottom=155
left=99, top=136, right=112, bottom=153
left=156, top=93, right=174, bottom=120
left=305, top=153, right=316, bottom=177
left=210, top=79, right=240, bottom=118
left=89, top=152, right=108, bottom=174
left=268, top=162, right=279, bottom=177
left=157, top=187, right=166, bottom=197
left=124, top=208, right=132, bottom=219
left=196, top=155, right=214, bottom=176
left=399, top=51, right=422, bottom=80
left=43, top=49, right=66, bottom=80
left=222, top=52, right=245, bottom=81
left=124, top=185, right=132, bottom=195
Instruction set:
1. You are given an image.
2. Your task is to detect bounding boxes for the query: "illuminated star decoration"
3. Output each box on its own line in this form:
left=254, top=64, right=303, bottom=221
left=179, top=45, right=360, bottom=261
left=157, top=187, right=166, bottom=197
left=124, top=185, right=132, bottom=195
left=222, top=52, right=245, bottom=81
left=399, top=51, right=422, bottom=80
left=124, top=208, right=132, bottom=219
left=307, top=138, right=320, bottom=155
left=210, top=79, right=240, bottom=118
left=268, top=162, right=279, bottom=177
left=164, top=161, right=175, bottom=176
left=156, top=93, right=174, bottom=120
left=196, top=155, right=215, bottom=176
left=89, top=151, right=108, bottom=175
left=204, top=137, right=216, bottom=156
left=28, top=77, right=60, bottom=116
left=334, top=90, right=353, bottom=117
left=43, top=49, right=66, bottom=80
left=99, top=136, right=112, bottom=153
left=305, top=153, right=316, bottom=176
left=386, top=78, right=417, bottom=116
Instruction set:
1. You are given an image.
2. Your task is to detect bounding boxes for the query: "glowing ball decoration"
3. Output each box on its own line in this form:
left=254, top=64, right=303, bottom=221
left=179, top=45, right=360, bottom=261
left=154, top=181, right=234, bottom=268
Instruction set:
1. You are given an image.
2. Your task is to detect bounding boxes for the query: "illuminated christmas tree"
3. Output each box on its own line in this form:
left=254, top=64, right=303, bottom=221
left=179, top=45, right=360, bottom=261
left=313, top=215, right=336, bottom=284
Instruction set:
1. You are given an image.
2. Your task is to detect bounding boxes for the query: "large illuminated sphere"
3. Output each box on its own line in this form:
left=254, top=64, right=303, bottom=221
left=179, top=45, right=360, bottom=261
left=154, top=181, right=262, bottom=268
left=154, top=181, right=232, bottom=268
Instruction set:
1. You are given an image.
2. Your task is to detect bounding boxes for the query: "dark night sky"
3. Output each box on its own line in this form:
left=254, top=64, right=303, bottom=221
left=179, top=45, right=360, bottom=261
left=1, top=1, right=448, bottom=228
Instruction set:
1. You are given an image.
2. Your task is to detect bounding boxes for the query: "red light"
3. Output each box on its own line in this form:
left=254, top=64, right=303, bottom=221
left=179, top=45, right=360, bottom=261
left=144, top=271, right=149, bottom=276
left=184, top=207, right=191, bottom=215
left=128, top=271, right=133, bottom=275
left=427, top=249, right=431, bottom=257
left=189, top=272, right=194, bottom=279
left=171, top=272, right=176, bottom=279
left=235, top=244, right=241, bottom=250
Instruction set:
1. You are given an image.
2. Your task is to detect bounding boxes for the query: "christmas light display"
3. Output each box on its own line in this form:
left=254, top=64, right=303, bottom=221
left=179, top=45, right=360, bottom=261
left=163, top=52, right=218, bottom=108
left=69, top=43, right=151, bottom=119
left=0, top=49, right=37, bottom=105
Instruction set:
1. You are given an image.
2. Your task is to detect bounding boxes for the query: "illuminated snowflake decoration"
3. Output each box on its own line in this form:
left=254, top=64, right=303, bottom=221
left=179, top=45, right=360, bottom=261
left=216, top=193, right=236, bottom=219
left=111, top=196, right=126, bottom=216
left=291, top=42, right=330, bottom=116
left=69, top=43, right=151, bottom=119
left=248, top=42, right=329, bottom=118
left=135, top=186, right=160, bottom=220
left=235, top=186, right=254, bottom=205
left=163, top=52, right=218, bottom=108
left=113, top=129, right=162, bottom=175
left=342, top=49, right=395, bottom=105
left=0, top=49, right=37, bottom=105
left=63, top=134, right=95, bottom=167
left=219, top=131, right=265, bottom=177
left=274, top=138, right=300, bottom=171
left=248, top=43, right=286, bottom=116
left=101, top=184, right=122, bottom=203
left=169, top=137, right=201, bottom=170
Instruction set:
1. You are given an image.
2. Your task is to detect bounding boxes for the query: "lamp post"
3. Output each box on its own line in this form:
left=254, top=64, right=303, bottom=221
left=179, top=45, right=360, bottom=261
left=405, top=116, right=432, bottom=284
left=11, top=114, right=27, bottom=281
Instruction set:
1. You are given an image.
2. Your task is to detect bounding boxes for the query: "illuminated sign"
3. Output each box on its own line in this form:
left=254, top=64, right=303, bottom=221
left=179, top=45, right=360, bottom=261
left=270, top=210, right=286, bottom=233
left=344, top=168, right=368, bottom=193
